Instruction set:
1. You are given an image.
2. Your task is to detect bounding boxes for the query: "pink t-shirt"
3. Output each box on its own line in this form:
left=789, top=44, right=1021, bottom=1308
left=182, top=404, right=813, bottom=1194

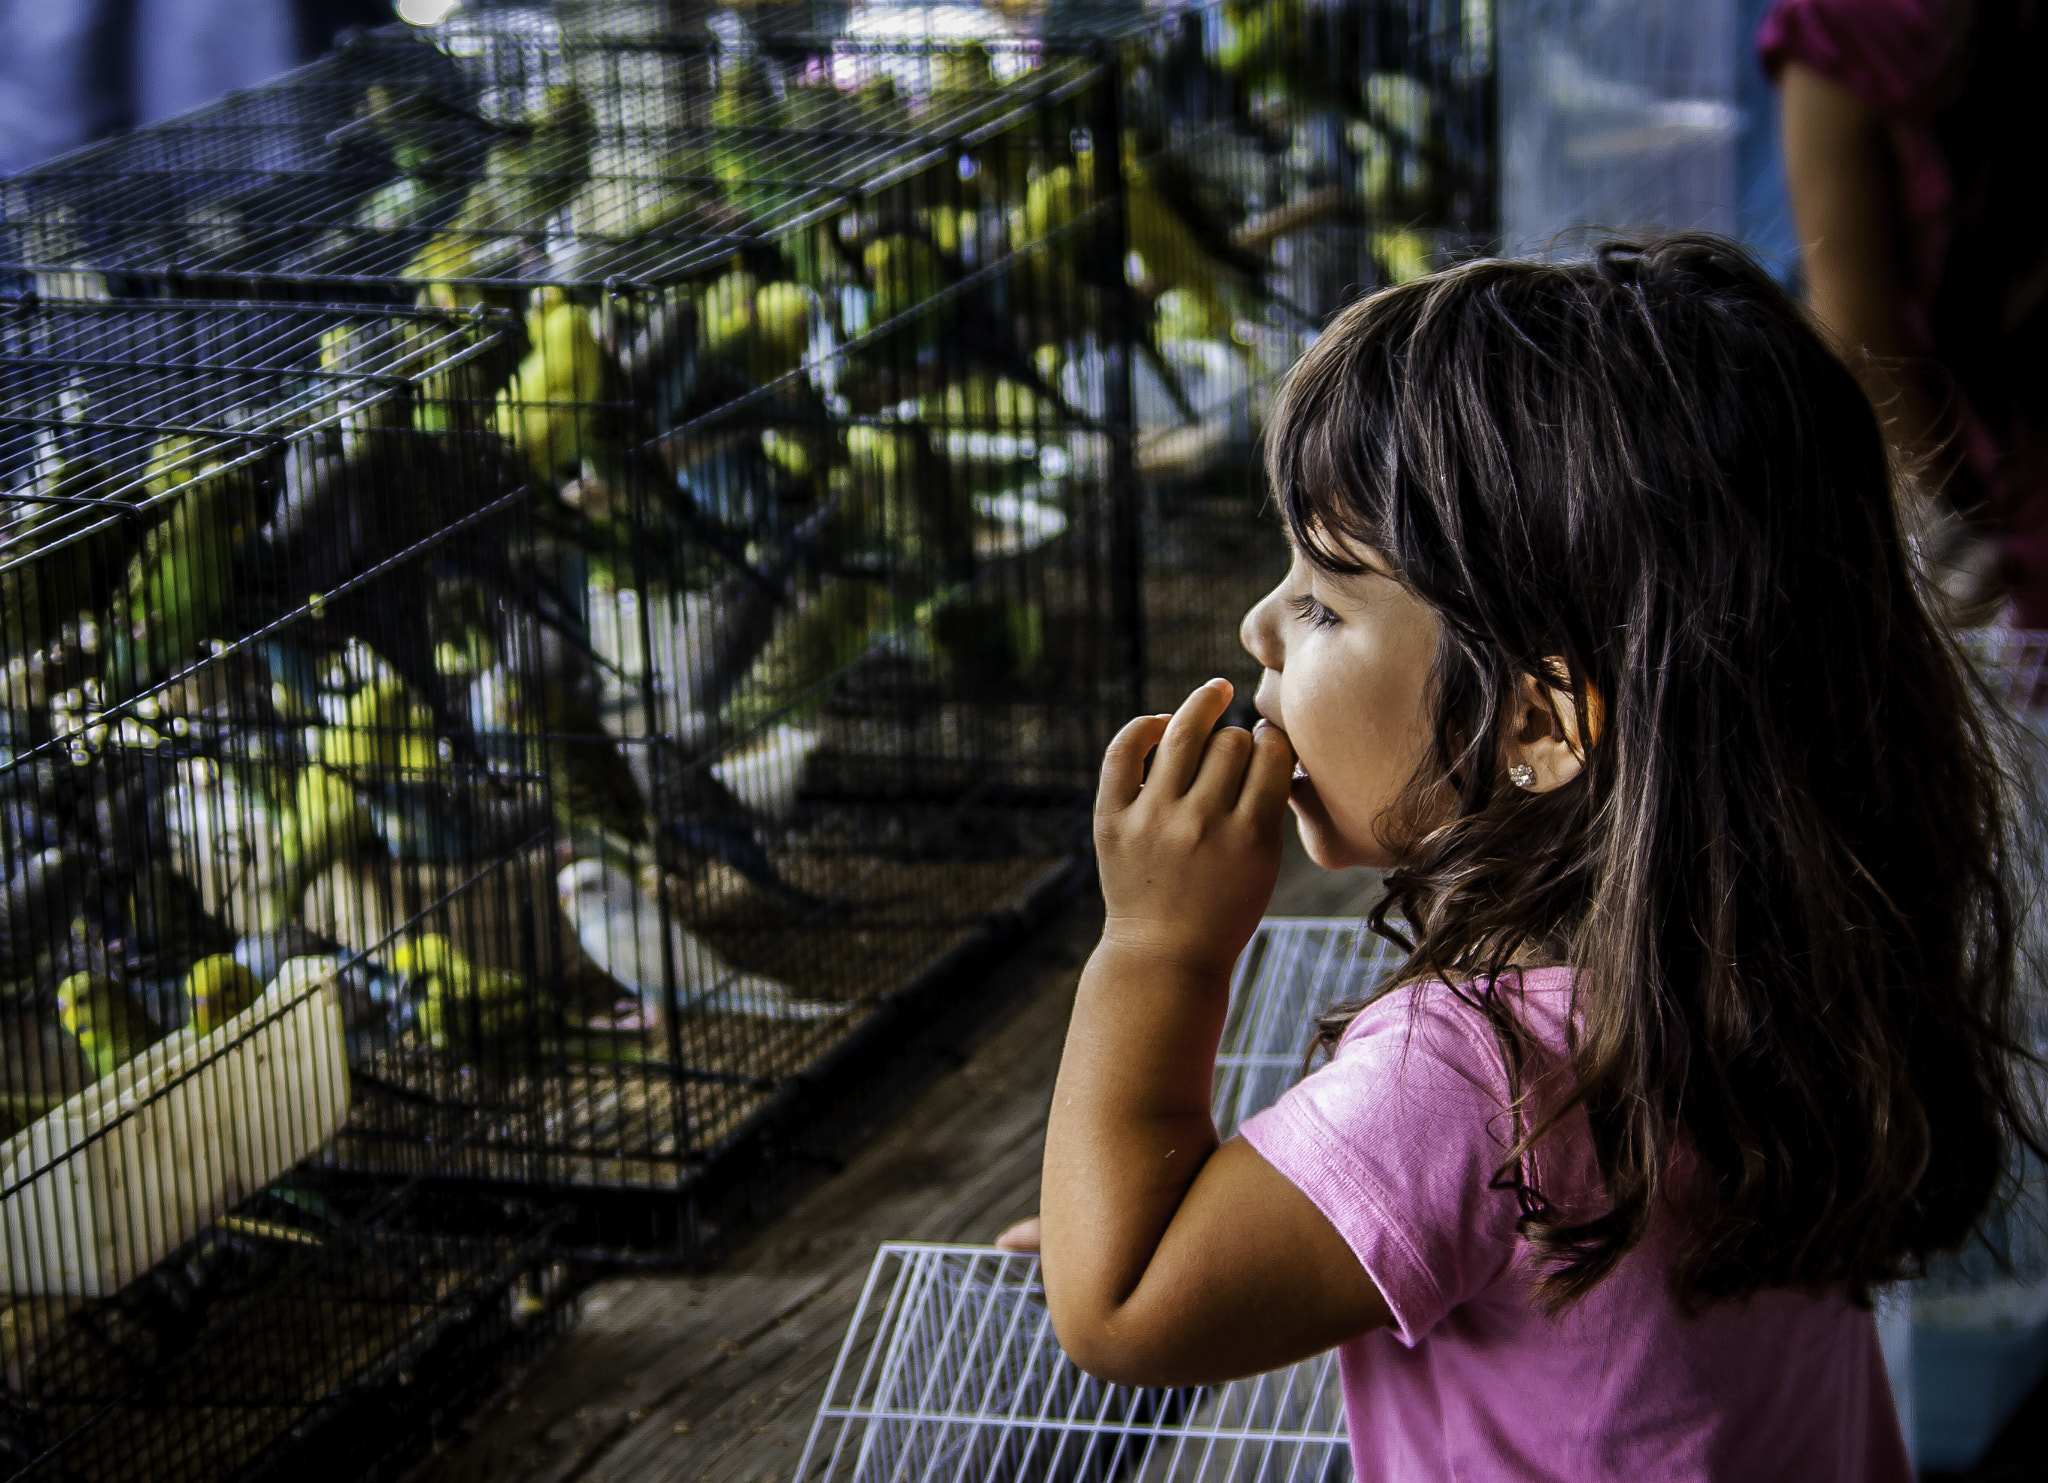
left=1238, top=967, right=1911, bottom=1482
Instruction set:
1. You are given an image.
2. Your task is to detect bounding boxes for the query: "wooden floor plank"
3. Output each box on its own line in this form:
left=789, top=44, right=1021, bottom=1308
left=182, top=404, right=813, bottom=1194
left=411, top=821, right=1381, bottom=1483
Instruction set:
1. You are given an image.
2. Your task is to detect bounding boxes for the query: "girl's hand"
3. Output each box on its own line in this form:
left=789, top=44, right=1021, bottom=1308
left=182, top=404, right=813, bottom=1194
left=1095, top=679, right=1298, bottom=978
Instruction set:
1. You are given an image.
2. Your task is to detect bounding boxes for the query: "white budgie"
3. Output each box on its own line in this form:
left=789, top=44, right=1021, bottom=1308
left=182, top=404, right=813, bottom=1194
left=555, top=860, right=846, bottom=1022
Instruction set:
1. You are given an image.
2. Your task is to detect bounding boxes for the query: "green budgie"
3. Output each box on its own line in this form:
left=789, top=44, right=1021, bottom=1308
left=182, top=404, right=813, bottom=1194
left=56, top=972, right=161, bottom=1080
left=496, top=289, right=615, bottom=483
left=105, top=460, right=256, bottom=701
left=319, top=676, right=445, bottom=779
left=185, top=954, right=264, bottom=1036
left=700, top=269, right=816, bottom=384
left=394, top=933, right=535, bottom=1049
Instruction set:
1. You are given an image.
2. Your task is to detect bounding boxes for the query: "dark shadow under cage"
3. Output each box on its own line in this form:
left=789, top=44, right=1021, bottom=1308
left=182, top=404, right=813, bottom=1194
left=0, top=299, right=574, bottom=1481
left=0, top=28, right=1144, bottom=1244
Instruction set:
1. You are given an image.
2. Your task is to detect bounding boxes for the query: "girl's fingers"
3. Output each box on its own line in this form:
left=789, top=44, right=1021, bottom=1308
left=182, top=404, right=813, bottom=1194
left=1147, top=679, right=1236, bottom=797
left=1097, top=712, right=1172, bottom=814
left=1237, top=718, right=1298, bottom=819
left=1187, top=723, right=1255, bottom=811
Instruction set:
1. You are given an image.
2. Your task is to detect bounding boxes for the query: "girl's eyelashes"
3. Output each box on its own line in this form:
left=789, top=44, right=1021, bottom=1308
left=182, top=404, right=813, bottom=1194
left=1289, top=593, right=1342, bottom=630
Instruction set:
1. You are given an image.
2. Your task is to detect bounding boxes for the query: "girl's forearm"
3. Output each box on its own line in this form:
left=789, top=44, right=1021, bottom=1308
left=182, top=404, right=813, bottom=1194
left=1039, top=939, right=1232, bottom=1341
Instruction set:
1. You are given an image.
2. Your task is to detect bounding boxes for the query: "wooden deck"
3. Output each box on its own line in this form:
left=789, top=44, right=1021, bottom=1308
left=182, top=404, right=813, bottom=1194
left=410, top=826, right=1383, bottom=1483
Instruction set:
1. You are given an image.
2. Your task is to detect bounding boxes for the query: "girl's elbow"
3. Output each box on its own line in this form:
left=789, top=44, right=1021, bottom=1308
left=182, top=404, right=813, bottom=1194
left=1047, top=1305, right=1188, bottom=1388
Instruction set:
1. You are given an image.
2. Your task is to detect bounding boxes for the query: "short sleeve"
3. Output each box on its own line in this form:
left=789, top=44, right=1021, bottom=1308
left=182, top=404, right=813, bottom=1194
left=1237, top=984, right=1528, bottom=1347
left=1755, top=0, right=1952, bottom=113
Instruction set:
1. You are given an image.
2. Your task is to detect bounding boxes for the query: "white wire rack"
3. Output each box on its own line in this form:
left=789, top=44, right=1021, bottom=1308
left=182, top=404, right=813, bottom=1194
left=797, top=917, right=1401, bottom=1483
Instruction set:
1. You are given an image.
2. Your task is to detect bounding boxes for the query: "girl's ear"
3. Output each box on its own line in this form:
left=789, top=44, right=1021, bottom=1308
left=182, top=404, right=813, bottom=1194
left=1503, top=663, right=1600, bottom=793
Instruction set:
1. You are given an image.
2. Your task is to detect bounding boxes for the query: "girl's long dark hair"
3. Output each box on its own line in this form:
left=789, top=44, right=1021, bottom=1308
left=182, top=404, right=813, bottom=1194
left=1269, top=235, right=2046, bottom=1309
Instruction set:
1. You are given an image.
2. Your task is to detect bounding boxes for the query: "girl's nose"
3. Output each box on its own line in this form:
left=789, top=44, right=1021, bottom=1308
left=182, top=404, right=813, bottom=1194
left=1241, top=581, right=1285, bottom=672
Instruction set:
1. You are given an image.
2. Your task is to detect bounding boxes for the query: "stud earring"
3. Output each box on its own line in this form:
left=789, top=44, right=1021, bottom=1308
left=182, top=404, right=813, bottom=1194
left=1507, top=763, right=1536, bottom=789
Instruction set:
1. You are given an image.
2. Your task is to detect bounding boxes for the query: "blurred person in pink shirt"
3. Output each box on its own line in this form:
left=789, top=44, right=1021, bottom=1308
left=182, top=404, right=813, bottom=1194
left=1764, top=0, right=2048, bottom=624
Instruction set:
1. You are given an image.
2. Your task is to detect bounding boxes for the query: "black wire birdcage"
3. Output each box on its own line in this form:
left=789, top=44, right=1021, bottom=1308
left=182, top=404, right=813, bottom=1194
left=0, top=297, right=575, bottom=1481
left=0, top=23, right=1141, bottom=1248
left=443, top=0, right=1500, bottom=713
left=587, top=0, right=1498, bottom=713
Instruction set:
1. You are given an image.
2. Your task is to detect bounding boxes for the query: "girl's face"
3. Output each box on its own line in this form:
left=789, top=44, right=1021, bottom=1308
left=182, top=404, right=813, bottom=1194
left=1240, top=540, right=1441, bottom=870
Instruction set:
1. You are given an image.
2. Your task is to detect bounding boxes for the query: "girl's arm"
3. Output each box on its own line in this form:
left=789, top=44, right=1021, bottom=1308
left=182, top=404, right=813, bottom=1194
left=1040, top=679, right=1392, bottom=1388
left=1779, top=61, right=1952, bottom=476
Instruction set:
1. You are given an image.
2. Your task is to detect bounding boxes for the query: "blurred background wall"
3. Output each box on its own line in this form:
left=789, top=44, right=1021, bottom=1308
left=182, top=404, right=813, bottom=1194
left=0, top=0, right=394, bottom=174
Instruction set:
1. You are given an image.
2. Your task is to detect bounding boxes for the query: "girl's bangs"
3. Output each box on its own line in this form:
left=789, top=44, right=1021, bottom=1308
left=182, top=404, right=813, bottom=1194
left=1265, top=300, right=1404, bottom=576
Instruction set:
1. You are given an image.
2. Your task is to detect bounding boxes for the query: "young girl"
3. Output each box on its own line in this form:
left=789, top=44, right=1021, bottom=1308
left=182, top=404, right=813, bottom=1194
left=1031, top=235, right=2043, bottom=1479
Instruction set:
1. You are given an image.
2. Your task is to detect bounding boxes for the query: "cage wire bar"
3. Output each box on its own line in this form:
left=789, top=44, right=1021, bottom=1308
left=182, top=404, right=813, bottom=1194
left=0, top=298, right=575, bottom=1481
left=796, top=916, right=1400, bottom=1482
left=0, top=21, right=1145, bottom=1246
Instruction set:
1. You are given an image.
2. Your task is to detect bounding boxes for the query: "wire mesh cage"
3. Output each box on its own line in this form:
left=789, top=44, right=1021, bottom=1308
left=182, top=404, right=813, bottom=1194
left=1, top=1182, right=570, bottom=1483
left=0, top=297, right=576, bottom=1481
left=0, top=22, right=1144, bottom=1241
left=758, top=0, right=1501, bottom=711
left=368, top=0, right=1501, bottom=716
left=796, top=916, right=1400, bottom=1482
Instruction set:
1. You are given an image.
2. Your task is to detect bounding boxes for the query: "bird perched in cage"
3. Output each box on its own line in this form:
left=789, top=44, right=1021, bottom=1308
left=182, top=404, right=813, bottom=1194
left=1210, top=0, right=1372, bottom=119
left=862, top=233, right=953, bottom=348
left=0, top=848, right=88, bottom=986
left=617, top=290, right=841, bottom=503
left=537, top=673, right=653, bottom=850
left=699, top=269, right=818, bottom=387
left=319, top=676, right=445, bottom=780
left=496, top=288, right=617, bottom=485
left=1123, top=142, right=1283, bottom=345
left=391, top=932, right=538, bottom=1049
left=285, top=763, right=380, bottom=888
left=404, top=84, right=595, bottom=305
left=161, top=759, right=293, bottom=935
left=1371, top=228, right=1436, bottom=286
left=555, top=859, right=844, bottom=1023
left=1348, top=74, right=1443, bottom=220
left=102, top=457, right=263, bottom=704
left=162, top=758, right=374, bottom=936
left=1002, top=158, right=1200, bottom=424
left=56, top=971, right=162, bottom=1080
left=467, top=623, right=821, bottom=910
left=183, top=954, right=263, bottom=1037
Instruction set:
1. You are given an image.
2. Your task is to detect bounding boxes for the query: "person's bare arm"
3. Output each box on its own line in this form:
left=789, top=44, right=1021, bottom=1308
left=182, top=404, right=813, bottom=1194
left=1038, top=680, right=1391, bottom=1387
left=1780, top=61, right=1953, bottom=474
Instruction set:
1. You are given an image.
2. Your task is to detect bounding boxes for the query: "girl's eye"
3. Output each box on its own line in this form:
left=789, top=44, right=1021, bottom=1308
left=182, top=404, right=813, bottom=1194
left=1289, top=593, right=1341, bottom=630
